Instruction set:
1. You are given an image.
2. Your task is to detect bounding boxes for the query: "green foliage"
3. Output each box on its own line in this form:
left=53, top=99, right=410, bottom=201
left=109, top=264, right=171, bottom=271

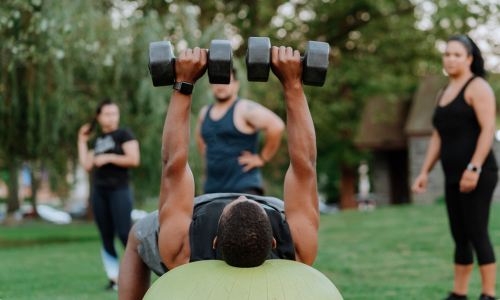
left=0, top=0, right=498, bottom=205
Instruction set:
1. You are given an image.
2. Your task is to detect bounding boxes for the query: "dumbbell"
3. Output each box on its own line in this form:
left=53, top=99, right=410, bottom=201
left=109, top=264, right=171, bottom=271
left=148, top=40, right=233, bottom=86
left=246, top=37, right=329, bottom=87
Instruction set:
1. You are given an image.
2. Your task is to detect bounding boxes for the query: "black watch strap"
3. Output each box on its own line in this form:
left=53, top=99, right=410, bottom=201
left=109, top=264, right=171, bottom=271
left=173, top=81, right=195, bottom=95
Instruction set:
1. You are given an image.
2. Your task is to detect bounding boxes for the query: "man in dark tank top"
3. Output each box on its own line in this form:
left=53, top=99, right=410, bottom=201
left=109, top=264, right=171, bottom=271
left=195, top=69, right=285, bottom=195
left=118, top=46, right=320, bottom=300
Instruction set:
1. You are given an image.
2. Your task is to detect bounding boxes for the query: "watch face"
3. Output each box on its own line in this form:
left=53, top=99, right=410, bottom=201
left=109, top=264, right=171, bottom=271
left=180, top=81, right=194, bottom=95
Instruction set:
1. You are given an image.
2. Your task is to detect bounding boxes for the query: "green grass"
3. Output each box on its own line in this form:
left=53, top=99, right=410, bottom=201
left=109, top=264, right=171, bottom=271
left=1, top=204, right=500, bottom=299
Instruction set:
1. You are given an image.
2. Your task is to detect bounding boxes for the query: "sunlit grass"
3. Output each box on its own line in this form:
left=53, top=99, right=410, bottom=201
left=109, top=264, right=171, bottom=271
left=1, top=203, right=500, bottom=299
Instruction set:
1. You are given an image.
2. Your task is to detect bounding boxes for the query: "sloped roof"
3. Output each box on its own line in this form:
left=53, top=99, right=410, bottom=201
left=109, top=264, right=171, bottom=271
left=405, top=75, right=448, bottom=136
left=355, top=97, right=409, bottom=151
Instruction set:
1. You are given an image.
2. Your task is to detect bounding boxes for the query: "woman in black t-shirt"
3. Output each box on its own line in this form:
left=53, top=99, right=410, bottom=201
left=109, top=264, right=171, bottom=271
left=78, top=99, right=140, bottom=290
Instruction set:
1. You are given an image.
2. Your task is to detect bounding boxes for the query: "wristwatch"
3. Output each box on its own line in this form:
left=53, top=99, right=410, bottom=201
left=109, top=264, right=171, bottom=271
left=173, top=81, right=195, bottom=95
left=467, top=163, right=482, bottom=174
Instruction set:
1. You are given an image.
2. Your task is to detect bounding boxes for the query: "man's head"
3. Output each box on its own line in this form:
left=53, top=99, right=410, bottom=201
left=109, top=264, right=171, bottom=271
left=211, top=69, right=239, bottom=102
left=214, top=196, right=276, bottom=268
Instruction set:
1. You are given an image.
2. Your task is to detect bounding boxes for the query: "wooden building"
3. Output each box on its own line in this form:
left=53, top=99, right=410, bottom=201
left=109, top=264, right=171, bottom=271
left=355, top=75, right=500, bottom=205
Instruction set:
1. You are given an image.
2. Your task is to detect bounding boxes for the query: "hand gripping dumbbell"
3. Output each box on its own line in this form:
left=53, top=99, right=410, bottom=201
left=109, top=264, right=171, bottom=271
left=246, top=37, right=329, bottom=87
left=148, top=40, right=233, bottom=86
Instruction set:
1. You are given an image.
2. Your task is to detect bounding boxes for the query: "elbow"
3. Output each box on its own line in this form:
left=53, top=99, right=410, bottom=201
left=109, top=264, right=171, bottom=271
left=161, top=153, right=186, bottom=173
left=162, top=159, right=186, bottom=178
left=133, top=158, right=140, bottom=167
left=291, top=158, right=316, bottom=176
left=133, top=155, right=141, bottom=167
left=275, top=119, right=285, bottom=134
left=266, top=120, right=285, bottom=138
left=487, top=126, right=497, bottom=137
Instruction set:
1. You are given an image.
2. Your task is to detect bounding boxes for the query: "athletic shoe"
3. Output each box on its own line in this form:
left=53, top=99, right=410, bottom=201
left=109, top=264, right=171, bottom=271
left=105, top=280, right=118, bottom=291
left=478, top=294, right=496, bottom=300
left=444, top=293, right=468, bottom=300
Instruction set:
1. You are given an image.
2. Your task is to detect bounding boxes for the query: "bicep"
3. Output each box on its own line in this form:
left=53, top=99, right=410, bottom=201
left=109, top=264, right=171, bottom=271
left=122, top=140, right=140, bottom=166
left=244, top=102, right=284, bottom=131
left=283, top=165, right=319, bottom=265
left=430, top=130, right=441, bottom=145
left=196, top=107, right=207, bottom=139
left=159, top=164, right=195, bottom=218
left=158, top=165, right=194, bottom=268
left=85, top=150, right=94, bottom=172
left=471, top=87, right=496, bottom=130
left=122, top=140, right=140, bottom=157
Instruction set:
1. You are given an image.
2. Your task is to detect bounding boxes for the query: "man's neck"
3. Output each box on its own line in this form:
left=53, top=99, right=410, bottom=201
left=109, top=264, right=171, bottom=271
left=214, top=94, right=238, bottom=109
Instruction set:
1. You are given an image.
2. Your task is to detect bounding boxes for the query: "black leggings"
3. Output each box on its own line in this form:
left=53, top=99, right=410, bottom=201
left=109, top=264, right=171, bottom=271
left=445, top=171, right=497, bottom=265
left=92, top=186, right=133, bottom=258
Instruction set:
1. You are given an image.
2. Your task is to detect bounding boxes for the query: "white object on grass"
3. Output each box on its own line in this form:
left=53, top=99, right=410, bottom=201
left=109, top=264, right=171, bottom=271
left=36, top=205, right=72, bottom=224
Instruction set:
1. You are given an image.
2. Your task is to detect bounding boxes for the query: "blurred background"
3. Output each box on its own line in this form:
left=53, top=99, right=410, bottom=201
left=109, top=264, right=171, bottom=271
left=2, top=0, right=500, bottom=299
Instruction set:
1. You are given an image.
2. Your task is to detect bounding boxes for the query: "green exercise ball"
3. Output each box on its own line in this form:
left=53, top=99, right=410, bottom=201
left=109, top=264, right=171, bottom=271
left=143, top=259, right=344, bottom=300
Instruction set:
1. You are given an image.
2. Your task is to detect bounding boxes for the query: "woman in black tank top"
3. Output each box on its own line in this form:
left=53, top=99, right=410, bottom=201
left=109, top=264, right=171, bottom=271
left=412, top=35, right=498, bottom=300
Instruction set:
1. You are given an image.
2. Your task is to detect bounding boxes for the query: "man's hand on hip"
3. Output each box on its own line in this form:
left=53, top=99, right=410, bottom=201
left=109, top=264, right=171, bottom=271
left=238, top=150, right=265, bottom=172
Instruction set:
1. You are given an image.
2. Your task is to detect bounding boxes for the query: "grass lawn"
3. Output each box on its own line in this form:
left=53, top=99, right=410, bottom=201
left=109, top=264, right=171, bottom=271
left=1, top=203, right=500, bottom=300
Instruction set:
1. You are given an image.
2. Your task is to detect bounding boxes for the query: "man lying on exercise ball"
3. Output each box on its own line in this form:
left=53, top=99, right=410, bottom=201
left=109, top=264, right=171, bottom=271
left=118, top=46, right=319, bottom=300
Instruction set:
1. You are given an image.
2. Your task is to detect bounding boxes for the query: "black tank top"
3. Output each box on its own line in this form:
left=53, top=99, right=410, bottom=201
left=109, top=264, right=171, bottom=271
left=201, top=99, right=262, bottom=193
left=432, top=76, right=497, bottom=184
left=189, top=198, right=296, bottom=263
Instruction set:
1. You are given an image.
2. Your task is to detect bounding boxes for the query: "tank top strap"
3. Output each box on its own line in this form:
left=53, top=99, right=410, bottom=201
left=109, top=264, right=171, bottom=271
left=459, top=76, right=477, bottom=96
left=205, top=103, right=214, bottom=119
left=435, top=85, right=448, bottom=107
left=227, top=97, right=241, bottom=117
left=455, top=76, right=476, bottom=106
left=205, top=98, right=241, bottom=122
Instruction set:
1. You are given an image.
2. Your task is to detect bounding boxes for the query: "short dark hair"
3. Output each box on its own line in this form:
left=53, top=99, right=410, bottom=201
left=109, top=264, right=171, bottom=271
left=216, top=201, right=273, bottom=268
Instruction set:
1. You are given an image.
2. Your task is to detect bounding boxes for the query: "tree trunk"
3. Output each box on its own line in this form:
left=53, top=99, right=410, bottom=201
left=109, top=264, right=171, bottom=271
left=340, top=165, right=357, bottom=210
left=7, top=162, right=20, bottom=213
left=85, top=172, right=94, bottom=221
left=29, top=166, right=40, bottom=218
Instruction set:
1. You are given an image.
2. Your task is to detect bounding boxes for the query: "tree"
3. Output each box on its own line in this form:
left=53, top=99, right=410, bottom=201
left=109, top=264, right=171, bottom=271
left=1, top=0, right=498, bottom=216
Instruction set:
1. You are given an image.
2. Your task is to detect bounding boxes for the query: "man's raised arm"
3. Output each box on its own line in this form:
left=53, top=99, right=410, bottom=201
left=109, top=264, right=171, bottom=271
left=271, top=46, right=319, bottom=266
left=158, top=47, right=207, bottom=269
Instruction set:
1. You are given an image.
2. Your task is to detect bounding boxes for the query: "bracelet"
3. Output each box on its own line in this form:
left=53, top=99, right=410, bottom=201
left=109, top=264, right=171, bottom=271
left=258, top=154, right=266, bottom=164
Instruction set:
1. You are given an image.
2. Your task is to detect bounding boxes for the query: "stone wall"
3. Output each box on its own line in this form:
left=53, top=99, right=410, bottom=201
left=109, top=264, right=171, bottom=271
left=408, top=136, right=500, bottom=204
left=372, top=152, right=391, bottom=206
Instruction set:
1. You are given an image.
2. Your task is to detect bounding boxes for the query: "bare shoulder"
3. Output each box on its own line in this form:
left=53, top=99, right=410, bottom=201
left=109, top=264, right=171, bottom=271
left=235, top=99, right=262, bottom=119
left=198, top=105, right=209, bottom=122
left=237, top=99, right=260, bottom=111
left=468, top=77, right=494, bottom=95
left=466, top=77, right=495, bottom=104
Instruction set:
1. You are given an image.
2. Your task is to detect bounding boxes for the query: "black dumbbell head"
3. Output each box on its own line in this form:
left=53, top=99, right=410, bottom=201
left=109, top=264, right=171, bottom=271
left=208, top=40, right=233, bottom=84
left=149, top=41, right=176, bottom=87
left=302, top=41, right=329, bottom=87
left=246, top=37, right=271, bottom=82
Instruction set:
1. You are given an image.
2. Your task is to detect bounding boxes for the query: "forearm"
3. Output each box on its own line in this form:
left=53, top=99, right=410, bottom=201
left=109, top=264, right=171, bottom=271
left=260, top=125, right=284, bottom=162
left=161, top=90, right=192, bottom=171
left=108, top=154, right=140, bottom=168
left=420, top=131, right=441, bottom=175
left=470, top=127, right=496, bottom=167
left=284, top=83, right=316, bottom=170
left=118, top=231, right=151, bottom=300
left=195, top=134, right=206, bottom=157
left=78, top=141, right=92, bottom=172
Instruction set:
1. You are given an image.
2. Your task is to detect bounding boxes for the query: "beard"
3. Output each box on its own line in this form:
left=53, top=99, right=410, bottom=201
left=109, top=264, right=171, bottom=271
left=216, top=95, right=232, bottom=102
